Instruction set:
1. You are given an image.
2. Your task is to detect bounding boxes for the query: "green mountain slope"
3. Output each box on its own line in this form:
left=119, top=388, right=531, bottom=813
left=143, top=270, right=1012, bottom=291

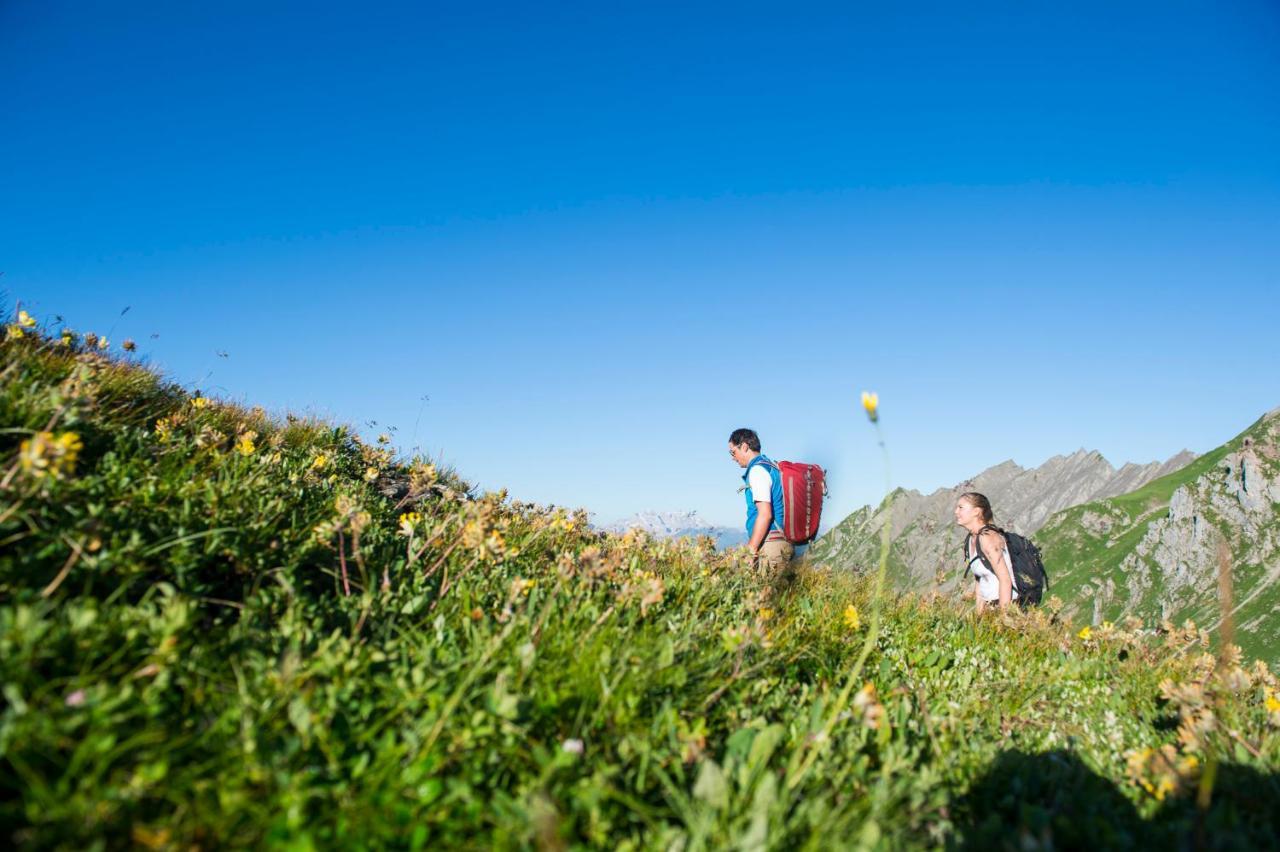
left=1035, top=410, right=1280, bottom=665
left=3, top=322, right=1280, bottom=848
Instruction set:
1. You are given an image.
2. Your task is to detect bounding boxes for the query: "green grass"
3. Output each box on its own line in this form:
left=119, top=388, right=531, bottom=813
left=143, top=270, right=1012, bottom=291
left=2, top=325, right=1280, bottom=849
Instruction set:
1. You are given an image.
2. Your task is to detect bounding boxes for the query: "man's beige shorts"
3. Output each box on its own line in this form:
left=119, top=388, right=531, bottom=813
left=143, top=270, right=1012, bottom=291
left=757, top=538, right=795, bottom=572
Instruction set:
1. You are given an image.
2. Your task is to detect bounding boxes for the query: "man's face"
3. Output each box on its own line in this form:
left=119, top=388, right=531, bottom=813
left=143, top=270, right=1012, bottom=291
left=728, top=442, right=751, bottom=468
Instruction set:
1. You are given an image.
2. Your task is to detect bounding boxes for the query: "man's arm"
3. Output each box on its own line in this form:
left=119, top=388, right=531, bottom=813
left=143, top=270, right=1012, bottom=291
left=748, top=501, right=772, bottom=553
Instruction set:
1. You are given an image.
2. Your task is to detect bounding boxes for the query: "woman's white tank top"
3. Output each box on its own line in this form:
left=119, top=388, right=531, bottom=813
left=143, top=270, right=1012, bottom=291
left=966, top=533, right=1019, bottom=602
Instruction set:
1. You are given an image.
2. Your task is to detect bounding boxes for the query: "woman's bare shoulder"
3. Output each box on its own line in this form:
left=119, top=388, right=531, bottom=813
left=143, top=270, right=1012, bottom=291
left=979, top=528, right=1006, bottom=549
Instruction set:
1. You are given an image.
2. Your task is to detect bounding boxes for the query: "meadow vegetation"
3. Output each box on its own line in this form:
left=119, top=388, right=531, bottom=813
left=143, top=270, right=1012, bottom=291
left=3, top=316, right=1280, bottom=849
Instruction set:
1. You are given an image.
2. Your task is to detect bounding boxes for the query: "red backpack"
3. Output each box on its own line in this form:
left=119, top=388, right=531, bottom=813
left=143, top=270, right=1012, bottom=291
left=762, top=460, right=827, bottom=544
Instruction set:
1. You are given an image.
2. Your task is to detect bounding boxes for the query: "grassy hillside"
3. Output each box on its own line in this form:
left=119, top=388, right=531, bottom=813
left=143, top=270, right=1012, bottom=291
left=1036, top=413, right=1280, bottom=666
left=3, top=322, right=1280, bottom=849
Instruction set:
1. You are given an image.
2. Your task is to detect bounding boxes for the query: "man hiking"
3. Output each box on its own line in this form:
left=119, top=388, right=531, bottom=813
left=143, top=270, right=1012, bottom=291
left=728, top=428, right=793, bottom=593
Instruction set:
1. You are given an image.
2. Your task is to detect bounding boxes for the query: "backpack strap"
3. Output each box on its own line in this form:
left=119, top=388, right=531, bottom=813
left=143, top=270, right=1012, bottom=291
left=969, top=526, right=1001, bottom=577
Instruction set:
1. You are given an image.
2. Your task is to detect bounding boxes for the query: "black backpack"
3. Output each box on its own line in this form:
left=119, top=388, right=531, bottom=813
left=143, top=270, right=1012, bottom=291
left=964, top=524, right=1048, bottom=607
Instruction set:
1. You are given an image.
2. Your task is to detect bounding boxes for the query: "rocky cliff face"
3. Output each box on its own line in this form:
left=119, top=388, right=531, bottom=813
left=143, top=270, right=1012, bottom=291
left=808, top=447, right=1196, bottom=589
left=1039, top=409, right=1280, bottom=664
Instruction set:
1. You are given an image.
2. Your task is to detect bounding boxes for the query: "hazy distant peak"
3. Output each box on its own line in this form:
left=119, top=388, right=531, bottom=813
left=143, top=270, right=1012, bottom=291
left=599, top=510, right=746, bottom=549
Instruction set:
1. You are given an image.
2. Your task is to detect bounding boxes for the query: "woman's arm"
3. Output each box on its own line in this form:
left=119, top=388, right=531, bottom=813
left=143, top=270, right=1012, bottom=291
left=980, top=530, right=1012, bottom=607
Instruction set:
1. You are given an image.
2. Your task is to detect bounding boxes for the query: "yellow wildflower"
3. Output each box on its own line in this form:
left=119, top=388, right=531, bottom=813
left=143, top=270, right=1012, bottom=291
left=398, top=511, right=422, bottom=536
left=310, top=454, right=329, bottom=471
left=6, top=325, right=23, bottom=340
left=364, top=466, right=379, bottom=482
left=758, top=607, right=774, bottom=622
left=59, top=329, right=74, bottom=345
left=860, top=391, right=879, bottom=422
left=1266, top=692, right=1280, bottom=713
left=409, top=460, right=437, bottom=493
left=190, top=396, right=209, bottom=409
left=17, top=310, right=36, bottom=328
left=235, top=433, right=256, bottom=456
left=19, top=431, right=83, bottom=480
left=843, top=604, right=861, bottom=631
left=1078, top=625, right=1092, bottom=640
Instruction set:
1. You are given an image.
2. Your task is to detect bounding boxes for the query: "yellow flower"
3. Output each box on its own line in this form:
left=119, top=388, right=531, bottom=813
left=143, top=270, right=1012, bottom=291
left=19, top=431, right=83, bottom=480
left=59, top=329, right=74, bottom=345
left=843, top=604, right=861, bottom=631
left=1078, top=625, right=1092, bottom=640
left=310, top=454, right=329, bottom=470
left=758, top=607, right=774, bottom=622
left=17, top=310, right=36, bottom=328
left=6, top=325, right=24, bottom=340
left=1266, top=692, right=1280, bottom=713
left=364, top=466, right=379, bottom=482
left=398, top=511, right=422, bottom=536
left=235, top=434, right=256, bottom=456
left=860, top=391, right=879, bottom=422
left=190, top=396, right=209, bottom=409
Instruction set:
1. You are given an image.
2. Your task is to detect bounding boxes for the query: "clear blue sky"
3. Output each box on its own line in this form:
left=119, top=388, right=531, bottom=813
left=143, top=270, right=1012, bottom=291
left=4, top=1, right=1278, bottom=528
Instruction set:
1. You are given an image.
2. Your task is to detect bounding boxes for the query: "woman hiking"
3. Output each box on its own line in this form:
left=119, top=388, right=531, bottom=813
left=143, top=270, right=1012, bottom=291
left=954, top=492, right=1017, bottom=611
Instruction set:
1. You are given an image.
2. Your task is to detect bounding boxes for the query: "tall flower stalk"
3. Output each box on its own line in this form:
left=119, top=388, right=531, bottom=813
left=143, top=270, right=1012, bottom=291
left=788, top=390, right=892, bottom=789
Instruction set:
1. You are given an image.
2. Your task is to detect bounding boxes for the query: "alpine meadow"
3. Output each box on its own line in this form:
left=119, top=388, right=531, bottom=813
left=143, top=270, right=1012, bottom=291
left=3, top=314, right=1280, bottom=849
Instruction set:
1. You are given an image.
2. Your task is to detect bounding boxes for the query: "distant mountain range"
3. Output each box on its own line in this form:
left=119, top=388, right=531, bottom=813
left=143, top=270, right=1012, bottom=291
left=808, top=408, right=1280, bottom=665
left=599, top=510, right=746, bottom=549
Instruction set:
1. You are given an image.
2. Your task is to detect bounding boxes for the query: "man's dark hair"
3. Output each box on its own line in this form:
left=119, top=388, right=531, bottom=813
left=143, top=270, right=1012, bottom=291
left=729, top=428, right=760, bottom=452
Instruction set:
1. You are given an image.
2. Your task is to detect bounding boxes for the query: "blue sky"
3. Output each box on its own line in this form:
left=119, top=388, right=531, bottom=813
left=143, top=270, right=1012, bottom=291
left=3, top=1, right=1278, bottom=528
